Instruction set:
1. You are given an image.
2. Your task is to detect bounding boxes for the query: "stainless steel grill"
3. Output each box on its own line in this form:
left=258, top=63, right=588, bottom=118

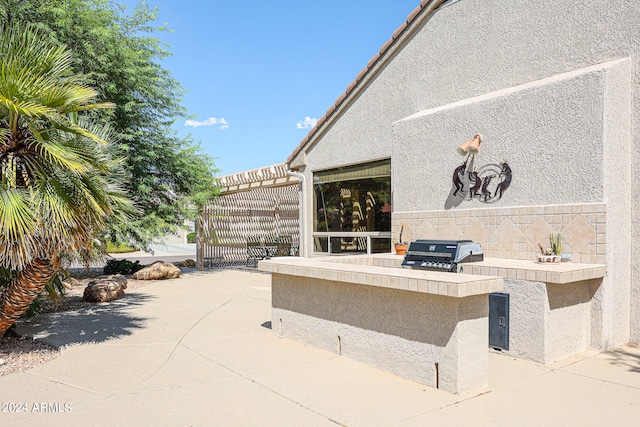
left=401, top=239, right=483, bottom=273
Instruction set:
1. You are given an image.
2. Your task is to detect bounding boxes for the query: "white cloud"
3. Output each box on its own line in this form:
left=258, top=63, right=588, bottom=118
left=185, top=117, right=229, bottom=130
left=296, top=116, right=318, bottom=129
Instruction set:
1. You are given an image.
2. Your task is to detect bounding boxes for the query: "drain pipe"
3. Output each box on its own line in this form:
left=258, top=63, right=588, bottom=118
left=287, top=170, right=307, bottom=257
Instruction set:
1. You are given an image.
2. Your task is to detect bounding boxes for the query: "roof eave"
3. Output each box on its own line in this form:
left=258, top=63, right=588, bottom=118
left=286, top=0, right=448, bottom=169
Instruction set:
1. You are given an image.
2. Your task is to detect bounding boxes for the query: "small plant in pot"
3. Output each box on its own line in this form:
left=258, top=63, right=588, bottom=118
left=394, top=222, right=409, bottom=255
left=537, top=232, right=562, bottom=263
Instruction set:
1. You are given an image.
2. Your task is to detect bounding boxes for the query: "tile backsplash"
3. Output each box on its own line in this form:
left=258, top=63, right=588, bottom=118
left=393, top=203, right=606, bottom=264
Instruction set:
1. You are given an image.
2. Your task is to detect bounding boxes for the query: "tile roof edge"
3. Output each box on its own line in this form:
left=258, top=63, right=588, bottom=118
left=286, top=0, right=448, bottom=168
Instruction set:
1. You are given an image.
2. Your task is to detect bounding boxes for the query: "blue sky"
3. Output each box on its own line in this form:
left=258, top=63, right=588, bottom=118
left=122, top=1, right=420, bottom=175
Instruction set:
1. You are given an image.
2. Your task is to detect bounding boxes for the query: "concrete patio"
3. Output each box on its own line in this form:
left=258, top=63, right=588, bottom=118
left=3, top=269, right=639, bottom=426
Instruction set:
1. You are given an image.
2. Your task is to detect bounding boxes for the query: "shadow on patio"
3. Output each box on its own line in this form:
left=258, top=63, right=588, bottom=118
left=14, top=292, right=155, bottom=348
left=604, top=344, right=640, bottom=374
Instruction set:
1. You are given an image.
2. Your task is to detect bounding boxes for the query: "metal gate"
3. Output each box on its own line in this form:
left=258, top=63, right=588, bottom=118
left=197, top=184, right=300, bottom=268
left=489, top=292, right=510, bottom=350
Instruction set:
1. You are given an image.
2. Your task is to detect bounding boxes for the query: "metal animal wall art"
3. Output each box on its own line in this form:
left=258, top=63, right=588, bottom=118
left=450, top=158, right=512, bottom=204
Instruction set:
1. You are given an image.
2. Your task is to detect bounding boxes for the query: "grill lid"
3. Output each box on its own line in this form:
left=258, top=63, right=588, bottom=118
left=401, top=239, right=483, bottom=272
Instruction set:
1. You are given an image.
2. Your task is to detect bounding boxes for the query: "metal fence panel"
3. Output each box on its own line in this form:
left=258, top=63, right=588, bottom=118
left=197, top=184, right=300, bottom=268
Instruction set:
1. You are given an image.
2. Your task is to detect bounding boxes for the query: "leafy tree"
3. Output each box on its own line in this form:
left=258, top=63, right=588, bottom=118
left=0, top=22, right=131, bottom=336
left=0, top=0, right=219, bottom=248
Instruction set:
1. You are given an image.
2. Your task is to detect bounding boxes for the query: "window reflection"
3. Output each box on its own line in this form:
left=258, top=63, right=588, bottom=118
left=313, top=159, right=391, bottom=254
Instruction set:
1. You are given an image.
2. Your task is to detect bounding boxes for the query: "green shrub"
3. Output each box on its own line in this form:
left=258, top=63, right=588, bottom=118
left=104, top=259, right=144, bottom=275
left=105, top=241, right=138, bottom=253
left=187, top=232, right=196, bottom=243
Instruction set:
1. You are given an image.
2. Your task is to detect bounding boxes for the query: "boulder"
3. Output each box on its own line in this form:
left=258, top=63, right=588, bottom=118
left=83, top=274, right=128, bottom=303
left=176, top=259, right=196, bottom=268
left=132, top=261, right=181, bottom=280
left=62, top=277, right=82, bottom=289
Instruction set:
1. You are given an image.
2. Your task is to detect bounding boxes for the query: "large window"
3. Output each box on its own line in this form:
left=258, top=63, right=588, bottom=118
left=313, top=159, right=391, bottom=254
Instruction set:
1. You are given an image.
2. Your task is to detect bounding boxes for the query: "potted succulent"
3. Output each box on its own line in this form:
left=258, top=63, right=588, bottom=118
left=537, top=232, right=562, bottom=263
left=394, top=221, right=409, bottom=255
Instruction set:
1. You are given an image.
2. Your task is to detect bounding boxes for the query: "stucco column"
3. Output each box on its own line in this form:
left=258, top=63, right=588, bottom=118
left=593, top=59, right=632, bottom=348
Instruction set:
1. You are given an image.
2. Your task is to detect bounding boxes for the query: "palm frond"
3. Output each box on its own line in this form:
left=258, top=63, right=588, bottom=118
left=0, top=94, right=57, bottom=117
left=0, top=186, right=36, bottom=241
left=0, top=186, right=38, bottom=269
left=27, top=135, right=88, bottom=174
left=0, top=22, right=133, bottom=270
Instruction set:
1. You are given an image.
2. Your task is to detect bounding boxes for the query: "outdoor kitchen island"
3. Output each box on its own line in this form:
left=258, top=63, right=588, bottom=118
left=462, top=258, right=607, bottom=363
left=259, top=254, right=503, bottom=394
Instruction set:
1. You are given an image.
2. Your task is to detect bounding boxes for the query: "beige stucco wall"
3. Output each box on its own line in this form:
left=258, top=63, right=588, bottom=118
left=502, top=279, right=594, bottom=363
left=271, top=272, right=489, bottom=394
left=392, top=61, right=627, bottom=210
left=291, top=0, right=639, bottom=346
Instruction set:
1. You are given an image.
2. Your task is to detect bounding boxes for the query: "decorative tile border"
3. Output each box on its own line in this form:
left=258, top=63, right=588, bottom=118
left=393, top=203, right=606, bottom=264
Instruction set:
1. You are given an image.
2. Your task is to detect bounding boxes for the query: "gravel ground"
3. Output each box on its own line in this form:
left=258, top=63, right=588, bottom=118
left=0, top=335, right=60, bottom=376
left=0, top=270, right=157, bottom=377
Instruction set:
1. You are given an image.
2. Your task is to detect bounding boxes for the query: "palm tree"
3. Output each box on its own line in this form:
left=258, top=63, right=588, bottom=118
left=0, top=22, right=131, bottom=337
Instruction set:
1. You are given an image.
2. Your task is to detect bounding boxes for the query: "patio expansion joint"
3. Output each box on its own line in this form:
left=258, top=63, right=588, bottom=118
left=555, top=370, right=640, bottom=391
left=539, top=348, right=638, bottom=381
left=116, top=296, right=241, bottom=395
left=548, top=351, right=640, bottom=391
left=181, top=343, right=345, bottom=426
left=389, top=389, right=495, bottom=426
left=24, top=371, right=107, bottom=397
left=395, top=356, right=564, bottom=424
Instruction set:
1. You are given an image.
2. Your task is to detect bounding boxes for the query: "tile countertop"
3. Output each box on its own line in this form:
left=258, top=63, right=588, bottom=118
left=461, top=257, right=606, bottom=284
left=259, top=256, right=503, bottom=298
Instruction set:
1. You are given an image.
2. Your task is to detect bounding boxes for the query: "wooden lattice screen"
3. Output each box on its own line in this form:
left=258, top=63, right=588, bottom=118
left=197, top=184, right=300, bottom=268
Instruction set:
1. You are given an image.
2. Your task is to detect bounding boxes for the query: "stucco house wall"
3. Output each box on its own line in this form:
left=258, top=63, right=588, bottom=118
left=289, top=0, right=640, bottom=347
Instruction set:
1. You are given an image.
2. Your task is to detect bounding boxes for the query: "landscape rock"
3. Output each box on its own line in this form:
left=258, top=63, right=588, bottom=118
left=62, top=277, right=82, bottom=289
left=132, top=261, right=181, bottom=280
left=83, top=274, right=128, bottom=303
left=177, top=259, right=196, bottom=268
